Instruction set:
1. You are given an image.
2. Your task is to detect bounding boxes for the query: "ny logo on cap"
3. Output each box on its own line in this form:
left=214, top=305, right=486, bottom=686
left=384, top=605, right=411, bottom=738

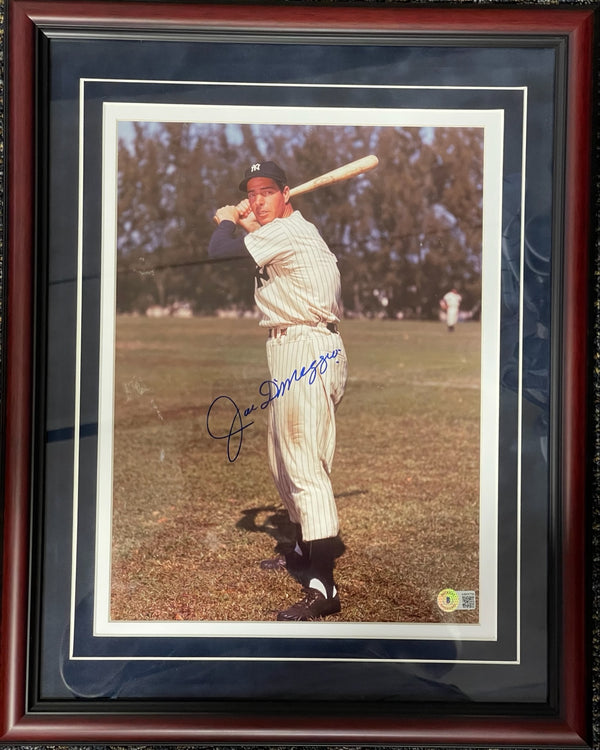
left=250, top=163, right=261, bottom=172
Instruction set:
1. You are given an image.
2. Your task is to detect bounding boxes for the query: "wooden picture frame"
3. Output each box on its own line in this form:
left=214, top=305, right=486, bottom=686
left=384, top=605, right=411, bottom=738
left=1, top=1, right=594, bottom=745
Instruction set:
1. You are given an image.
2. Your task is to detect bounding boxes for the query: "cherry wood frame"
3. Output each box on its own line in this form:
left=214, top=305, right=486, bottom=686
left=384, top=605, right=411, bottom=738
left=2, top=1, right=594, bottom=744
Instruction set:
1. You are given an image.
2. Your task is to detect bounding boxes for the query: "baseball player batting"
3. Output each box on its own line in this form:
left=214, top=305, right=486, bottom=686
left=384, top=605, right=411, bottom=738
left=208, top=160, right=349, bottom=621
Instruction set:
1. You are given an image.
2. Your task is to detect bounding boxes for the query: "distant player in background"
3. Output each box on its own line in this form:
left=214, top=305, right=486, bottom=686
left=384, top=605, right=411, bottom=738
left=440, top=288, right=462, bottom=332
left=208, top=161, right=347, bottom=621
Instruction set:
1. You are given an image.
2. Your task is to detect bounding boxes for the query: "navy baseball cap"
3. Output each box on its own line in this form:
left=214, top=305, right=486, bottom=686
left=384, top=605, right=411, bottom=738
left=239, top=161, right=287, bottom=192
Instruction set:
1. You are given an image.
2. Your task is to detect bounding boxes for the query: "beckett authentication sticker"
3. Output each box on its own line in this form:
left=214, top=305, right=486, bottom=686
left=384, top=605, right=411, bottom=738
left=437, top=589, right=477, bottom=612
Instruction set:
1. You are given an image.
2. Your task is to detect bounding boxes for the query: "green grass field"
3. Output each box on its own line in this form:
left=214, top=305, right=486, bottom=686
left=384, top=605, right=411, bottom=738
left=110, top=316, right=481, bottom=623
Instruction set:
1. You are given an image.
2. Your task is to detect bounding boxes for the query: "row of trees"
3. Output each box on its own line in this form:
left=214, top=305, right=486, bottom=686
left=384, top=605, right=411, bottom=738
left=117, top=121, right=483, bottom=319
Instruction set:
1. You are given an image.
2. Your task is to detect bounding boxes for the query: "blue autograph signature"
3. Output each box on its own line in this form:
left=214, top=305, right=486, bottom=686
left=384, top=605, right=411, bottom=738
left=206, top=347, right=341, bottom=462
left=205, top=395, right=255, bottom=463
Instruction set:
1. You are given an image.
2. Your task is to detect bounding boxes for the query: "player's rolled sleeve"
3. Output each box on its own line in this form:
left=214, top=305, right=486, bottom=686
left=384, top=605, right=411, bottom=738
left=244, top=219, right=293, bottom=266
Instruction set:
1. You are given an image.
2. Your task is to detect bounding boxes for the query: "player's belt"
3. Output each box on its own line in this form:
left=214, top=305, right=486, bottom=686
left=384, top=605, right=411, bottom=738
left=268, top=322, right=339, bottom=338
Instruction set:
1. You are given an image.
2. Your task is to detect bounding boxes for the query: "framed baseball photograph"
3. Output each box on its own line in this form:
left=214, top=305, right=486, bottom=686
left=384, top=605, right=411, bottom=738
left=1, top=0, right=594, bottom=745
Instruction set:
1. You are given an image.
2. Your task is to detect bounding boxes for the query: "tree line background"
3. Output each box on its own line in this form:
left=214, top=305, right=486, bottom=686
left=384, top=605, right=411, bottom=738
left=117, top=122, right=483, bottom=320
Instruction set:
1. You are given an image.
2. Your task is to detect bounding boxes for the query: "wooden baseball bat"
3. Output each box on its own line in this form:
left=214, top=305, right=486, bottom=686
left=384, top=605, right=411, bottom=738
left=288, top=154, right=379, bottom=198
left=213, top=154, right=378, bottom=224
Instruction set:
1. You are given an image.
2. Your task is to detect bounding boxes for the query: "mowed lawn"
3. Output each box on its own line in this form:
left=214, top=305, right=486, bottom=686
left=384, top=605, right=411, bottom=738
left=110, top=316, right=481, bottom=624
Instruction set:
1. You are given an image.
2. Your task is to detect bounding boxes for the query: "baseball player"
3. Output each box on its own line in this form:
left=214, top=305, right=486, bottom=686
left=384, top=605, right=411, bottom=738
left=208, top=161, right=347, bottom=621
left=440, top=288, right=462, bottom=331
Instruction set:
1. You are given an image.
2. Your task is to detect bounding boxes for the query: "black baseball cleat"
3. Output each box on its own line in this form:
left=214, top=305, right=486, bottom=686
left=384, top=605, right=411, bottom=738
left=259, top=555, right=287, bottom=571
left=260, top=550, right=305, bottom=572
left=276, top=587, right=341, bottom=621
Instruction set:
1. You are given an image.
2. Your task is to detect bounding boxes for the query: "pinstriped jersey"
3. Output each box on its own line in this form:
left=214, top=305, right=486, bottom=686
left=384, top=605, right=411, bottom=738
left=243, top=211, right=342, bottom=328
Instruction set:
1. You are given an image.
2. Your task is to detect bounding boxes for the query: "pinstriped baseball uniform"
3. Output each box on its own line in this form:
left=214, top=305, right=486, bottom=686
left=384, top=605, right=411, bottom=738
left=244, top=210, right=347, bottom=542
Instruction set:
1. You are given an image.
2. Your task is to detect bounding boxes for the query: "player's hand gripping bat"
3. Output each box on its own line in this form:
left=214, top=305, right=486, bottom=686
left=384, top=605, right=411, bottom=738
left=213, top=154, right=379, bottom=225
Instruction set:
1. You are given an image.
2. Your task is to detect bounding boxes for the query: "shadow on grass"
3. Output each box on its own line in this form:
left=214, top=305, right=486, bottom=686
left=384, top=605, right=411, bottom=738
left=335, top=489, right=369, bottom=499
left=236, top=505, right=349, bottom=564
left=236, top=506, right=296, bottom=553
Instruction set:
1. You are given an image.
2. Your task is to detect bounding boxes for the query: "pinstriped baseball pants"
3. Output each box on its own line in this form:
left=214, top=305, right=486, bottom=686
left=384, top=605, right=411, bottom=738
left=265, top=324, right=347, bottom=542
